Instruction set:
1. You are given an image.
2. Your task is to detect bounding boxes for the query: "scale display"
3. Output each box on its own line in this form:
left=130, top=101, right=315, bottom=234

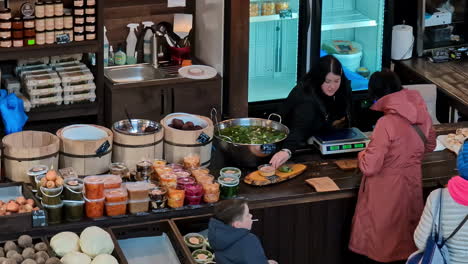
left=326, top=143, right=366, bottom=152
left=308, top=127, right=370, bottom=155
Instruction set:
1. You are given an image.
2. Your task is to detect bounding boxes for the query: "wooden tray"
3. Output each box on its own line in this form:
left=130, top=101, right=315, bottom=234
left=334, top=159, right=358, bottom=171
left=244, top=164, right=307, bottom=186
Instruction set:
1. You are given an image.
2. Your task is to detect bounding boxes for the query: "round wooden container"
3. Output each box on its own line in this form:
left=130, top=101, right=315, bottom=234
left=161, top=113, right=214, bottom=167
left=56, top=124, right=113, bottom=177
left=2, top=131, right=59, bottom=183
left=112, top=119, right=164, bottom=170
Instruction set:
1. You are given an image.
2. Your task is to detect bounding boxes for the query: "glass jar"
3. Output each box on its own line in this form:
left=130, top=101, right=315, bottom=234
left=0, top=37, right=12, bottom=48
left=136, top=160, right=154, bottom=182
left=85, top=31, right=95, bottom=40
left=250, top=1, right=260, bottom=17
left=110, top=162, right=130, bottom=179
left=74, top=32, right=84, bottom=41
left=45, top=29, right=55, bottom=43
left=54, top=0, right=64, bottom=16
left=64, top=28, right=73, bottom=41
left=12, top=17, right=23, bottom=30
left=85, top=7, right=95, bottom=15
left=218, top=175, right=240, bottom=199
left=85, top=23, right=94, bottom=32
left=28, top=165, right=48, bottom=192
left=74, top=24, right=84, bottom=33
left=36, top=30, right=45, bottom=45
left=85, top=15, right=95, bottom=23
left=54, top=16, right=63, bottom=30
left=275, top=1, right=289, bottom=14
left=55, top=29, right=63, bottom=39
left=23, top=16, right=35, bottom=28
left=86, top=0, right=96, bottom=6
left=74, top=15, right=84, bottom=25
left=45, top=16, right=54, bottom=30
left=262, top=1, right=276, bottom=16
left=13, top=38, right=23, bottom=47
left=44, top=202, right=63, bottom=224
left=0, top=29, right=11, bottom=38
left=36, top=17, right=45, bottom=31
left=0, top=20, right=11, bottom=30
left=64, top=178, right=84, bottom=200
left=149, top=186, right=167, bottom=209
left=64, top=200, right=84, bottom=222
left=74, top=0, right=84, bottom=7
left=0, top=8, right=12, bottom=20
left=35, top=2, right=45, bottom=18
left=45, top=1, right=55, bottom=17
left=64, top=13, right=73, bottom=28
left=84, top=176, right=105, bottom=199
left=74, top=8, right=84, bottom=16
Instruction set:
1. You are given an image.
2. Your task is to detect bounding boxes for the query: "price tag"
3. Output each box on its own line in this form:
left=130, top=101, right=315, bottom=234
left=96, top=140, right=110, bottom=155
left=197, top=132, right=211, bottom=144
left=279, top=9, right=292, bottom=18
left=261, top=144, right=276, bottom=154
left=32, top=210, right=47, bottom=227
left=56, top=34, right=71, bottom=44
left=135, top=212, right=150, bottom=217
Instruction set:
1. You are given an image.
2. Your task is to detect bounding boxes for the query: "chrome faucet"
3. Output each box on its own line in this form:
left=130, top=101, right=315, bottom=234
left=151, top=33, right=159, bottom=68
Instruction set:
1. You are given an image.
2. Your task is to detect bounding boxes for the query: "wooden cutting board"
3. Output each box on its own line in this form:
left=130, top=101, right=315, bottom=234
left=334, top=159, right=358, bottom=171
left=244, top=164, right=307, bottom=186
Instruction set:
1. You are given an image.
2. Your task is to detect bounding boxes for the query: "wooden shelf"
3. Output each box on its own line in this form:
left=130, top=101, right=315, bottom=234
left=0, top=41, right=100, bottom=61
left=250, top=12, right=299, bottom=23
left=27, top=102, right=99, bottom=122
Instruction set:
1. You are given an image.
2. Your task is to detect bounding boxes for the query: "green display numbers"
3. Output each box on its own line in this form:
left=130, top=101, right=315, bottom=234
left=343, top=144, right=352, bottom=149
left=329, top=146, right=340, bottom=151
left=354, top=143, right=365, bottom=148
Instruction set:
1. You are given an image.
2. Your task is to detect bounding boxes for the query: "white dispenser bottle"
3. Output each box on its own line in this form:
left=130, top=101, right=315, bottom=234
left=104, top=26, right=109, bottom=67
left=142, top=21, right=154, bottom=63
left=126, top=23, right=139, bottom=65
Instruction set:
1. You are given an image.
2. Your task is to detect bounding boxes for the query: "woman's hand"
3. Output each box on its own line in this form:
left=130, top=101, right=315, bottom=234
left=269, top=150, right=290, bottom=169
left=332, top=117, right=347, bottom=129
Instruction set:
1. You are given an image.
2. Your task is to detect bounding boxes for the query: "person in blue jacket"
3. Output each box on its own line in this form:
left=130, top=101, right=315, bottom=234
left=208, top=199, right=278, bottom=264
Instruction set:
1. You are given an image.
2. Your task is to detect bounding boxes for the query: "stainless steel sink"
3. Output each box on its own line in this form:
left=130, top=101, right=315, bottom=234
left=104, top=64, right=180, bottom=84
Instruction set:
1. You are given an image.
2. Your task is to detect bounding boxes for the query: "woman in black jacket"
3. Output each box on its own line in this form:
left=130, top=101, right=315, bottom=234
left=270, top=55, right=352, bottom=168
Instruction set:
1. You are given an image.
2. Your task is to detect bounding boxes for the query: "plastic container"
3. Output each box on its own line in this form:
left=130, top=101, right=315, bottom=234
left=35, top=174, right=47, bottom=198
left=40, top=185, right=63, bottom=205
left=23, top=73, right=61, bottom=86
left=149, top=186, right=167, bottom=209
left=104, top=187, right=128, bottom=203
left=220, top=167, right=242, bottom=179
left=109, top=162, right=130, bottom=179
left=26, top=85, right=62, bottom=97
left=191, top=168, right=210, bottom=178
left=128, top=199, right=149, bottom=214
left=28, top=165, right=48, bottom=192
left=55, top=64, right=88, bottom=72
left=153, top=159, right=167, bottom=168
left=43, top=201, right=63, bottom=224
left=258, top=164, right=275, bottom=177
left=184, top=233, right=205, bottom=249
left=275, top=1, right=289, bottom=14
left=63, top=90, right=96, bottom=104
left=195, top=174, right=214, bottom=185
left=167, top=186, right=185, bottom=209
left=202, top=183, right=220, bottom=203
left=183, top=155, right=200, bottom=169
left=177, top=176, right=196, bottom=189
left=85, top=196, right=104, bottom=218
left=125, top=182, right=150, bottom=200
left=84, top=175, right=105, bottom=199
left=160, top=173, right=178, bottom=190
left=63, top=177, right=84, bottom=200
left=321, top=40, right=362, bottom=72
left=62, top=81, right=95, bottom=92
left=185, top=184, right=203, bottom=205
left=102, top=174, right=123, bottom=189
left=105, top=201, right=127, bottom=216
left=262, top=1, right=275, bottom=15
left=64, top=200, right=84, bottom=222
left=218, top=175, right=239, bottom=199
left=192, top=249, right=214, bottom=264
left=58, top=70, right=94, bottom=83
left=30, top=95, right=63, bottom=108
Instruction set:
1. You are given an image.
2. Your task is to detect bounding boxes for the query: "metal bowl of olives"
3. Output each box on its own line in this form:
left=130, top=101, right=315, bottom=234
left=214, top=114, right=289, bottom=167
left=113, top=119, right=162, bottom=135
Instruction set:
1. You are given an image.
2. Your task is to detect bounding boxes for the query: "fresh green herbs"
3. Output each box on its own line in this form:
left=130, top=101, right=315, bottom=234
left=217, top=126, right=286, bottom=144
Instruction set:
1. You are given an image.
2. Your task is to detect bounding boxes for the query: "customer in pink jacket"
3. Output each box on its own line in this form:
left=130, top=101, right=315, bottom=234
left=348, top=71, right=437, bottom=263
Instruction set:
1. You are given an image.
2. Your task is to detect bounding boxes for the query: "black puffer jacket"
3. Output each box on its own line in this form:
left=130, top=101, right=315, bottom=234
left=279, top=79, right=352, bottom=152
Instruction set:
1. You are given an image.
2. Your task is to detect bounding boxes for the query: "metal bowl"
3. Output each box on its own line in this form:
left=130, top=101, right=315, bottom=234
left=214, top=117, right=289, bottom=167
left=113, top=119, right=162, bottom=135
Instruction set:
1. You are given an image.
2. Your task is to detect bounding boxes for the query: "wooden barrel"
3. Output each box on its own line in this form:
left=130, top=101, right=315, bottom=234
left=56, top=124, right=113, bottom=177
left=161, top=113, right=214, bottom=167
left=112, top=119, right=164, bottom=170
left=2, top=131, right=59, bottom=183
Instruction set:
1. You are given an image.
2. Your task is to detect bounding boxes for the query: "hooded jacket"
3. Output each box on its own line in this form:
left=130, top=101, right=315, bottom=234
left=349, top=89, right=437, bottom=262
left=208, top=218, right=268, bottom=264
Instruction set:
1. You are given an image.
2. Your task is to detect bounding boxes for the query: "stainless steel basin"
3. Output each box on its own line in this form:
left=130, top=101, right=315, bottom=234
left=104, top=64, right=180, bottom=84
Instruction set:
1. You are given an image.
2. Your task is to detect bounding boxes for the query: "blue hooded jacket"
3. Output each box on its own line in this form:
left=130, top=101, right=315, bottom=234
left=208, top=218, right=268, bottom=264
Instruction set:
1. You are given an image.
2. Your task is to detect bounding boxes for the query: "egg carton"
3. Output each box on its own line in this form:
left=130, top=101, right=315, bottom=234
left=17, top=57, right=50, bottom=67
left=54, top=63, right=89, bottom=72
left=15, top=64, right=50, bottom=77
left=63, top=82, right=96, bottom=95
left=50, top=54, right=83, bottom=64
left=25, top=84, right=63, bottom=96
left=20, top=69, right=57, bottom=79
left=23, top=73, right=62, bottom=87
left=27, top=90, right=62, bottom=101
left=63, top=90, right=96, bottom=105
left=30, top=95, right=63, bottom=108
left=16, top=93, right=32, bottom=112
left=61, top=79, right=94, bottom=87
left=58, top=70, right=94, bottom=83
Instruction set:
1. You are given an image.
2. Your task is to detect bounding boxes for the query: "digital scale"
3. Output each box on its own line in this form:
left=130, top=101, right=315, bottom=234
left=308, top=127, right=370, bottom=155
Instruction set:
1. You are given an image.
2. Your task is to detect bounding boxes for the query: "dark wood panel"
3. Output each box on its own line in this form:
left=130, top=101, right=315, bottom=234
left=0, top=41, right=99, bottom=61
left=27, top=102, right=99, bottom=122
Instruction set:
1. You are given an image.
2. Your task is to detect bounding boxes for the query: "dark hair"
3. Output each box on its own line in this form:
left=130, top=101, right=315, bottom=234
left=300, top=55, right=348, bottom=96
left=368, top=70, right=403, bottom=100
left=213, top=199, right=247, bottom=225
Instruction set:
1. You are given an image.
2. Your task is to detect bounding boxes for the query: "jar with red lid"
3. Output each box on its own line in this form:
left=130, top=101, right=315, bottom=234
left=12, top=29, right=23, bottom=39
left=45, top=30, right=54, bottom=44
left=0, top=29, right=11, bottom=38
left=36, top=17, right=45, bottom=31
left=13, top=38, right=23, bottom=47
left=45, top=1, right=55, bottom=17
left=36, top=31, right=45, bottom=45
left=35, top=2, right=45, bottom=18
left=0, top=20, right=11, bottom=30
left=23, top=16, right=35, bottom=29
left=0, top=37, right=12, bottom=48
left=24, top=36, right=35, bottom=46
left=74, top=8, right=84, bottom=16
left=12, top=17, right=23, bottom=30
left=54, top=16, right=63, bottom=30
left=45, top=17, right=54, bottom=30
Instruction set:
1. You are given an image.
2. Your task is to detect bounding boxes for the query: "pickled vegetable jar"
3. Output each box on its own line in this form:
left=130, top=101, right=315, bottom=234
left=218, top=176, right=240, bottom=199
left=28, top=165, right=48, bottom=192
left=275, top=1, right=289, bottom=14
left=44, top=202, right=63, bottom=225
left=167, top=186, right=185, bottom=208
left=64, top=178, right=84, bottom=201
left=85, top=197, right=104, bottom=218
left=64, top=200, right=84, bottom=222
left=84, top=176, right=104, bottom=199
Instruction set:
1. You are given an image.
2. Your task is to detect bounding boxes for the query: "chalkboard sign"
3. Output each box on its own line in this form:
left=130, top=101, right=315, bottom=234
left=56, top=33, right=71, bottom=44
left=96, top=140, right=110, bottom=155
left=32, top=210, right=47, bottom=227
left=197, top=132, right=211, bottom=144
left=261, top=144, right=276, bottom=154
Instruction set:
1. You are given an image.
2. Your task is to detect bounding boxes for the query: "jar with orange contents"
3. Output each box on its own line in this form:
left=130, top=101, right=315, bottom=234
left=275, top=1, right=289, bottom=14
left=160, top=173, right=177, bottom=189
left=85, top=197, right=104, bottom=218
left=250, top=0, right=260, bottom=17
left=167, top=186, right=185, bottom=208
left=84, top=176, right=104, bottom=199
left=262, top=1, right=275, bottom=16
